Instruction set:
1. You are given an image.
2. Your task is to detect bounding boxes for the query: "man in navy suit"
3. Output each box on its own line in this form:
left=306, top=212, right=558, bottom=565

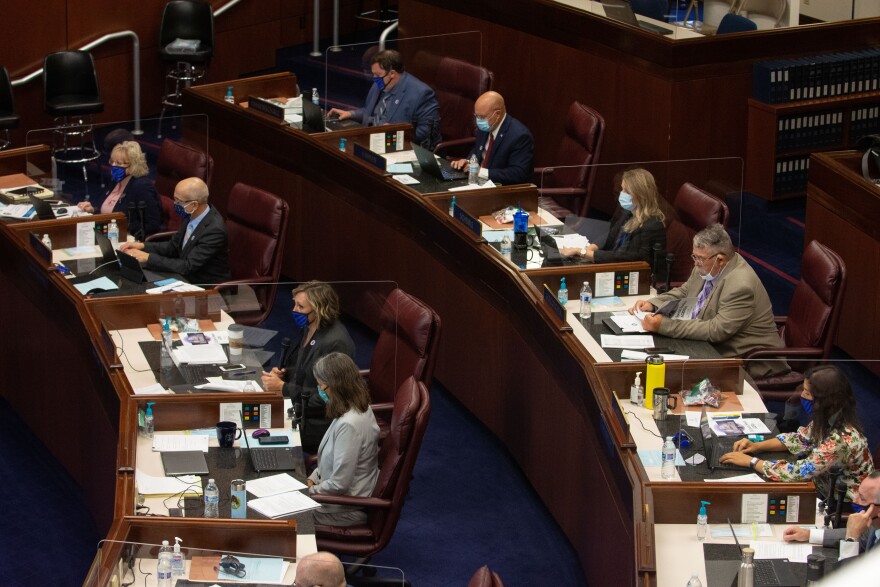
left=327, top=50, right=441, bottom=149
left=120, top=177, right=231, bottom=285
left=451, top=91, right=534, bottom=185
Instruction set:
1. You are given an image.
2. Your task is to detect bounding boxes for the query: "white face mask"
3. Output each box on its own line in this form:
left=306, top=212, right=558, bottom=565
left=700, top=255, right=720, bottom=282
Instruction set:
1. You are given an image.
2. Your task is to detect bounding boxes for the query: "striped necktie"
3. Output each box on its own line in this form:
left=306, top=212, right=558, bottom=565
left=691, top=279, right=715, bottom=319
left=481, top=133, right=495, bottom=169
left=376, top=95, right=389, bottom=123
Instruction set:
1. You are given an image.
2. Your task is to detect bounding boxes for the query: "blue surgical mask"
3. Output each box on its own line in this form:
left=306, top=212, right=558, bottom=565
left=110, top=166, right=126, bottom=183
left=851, top=502, right=868, bottom=513
left=801, top=397, right=813, bottom=417
left=317, top=385, right=329, bottom=403
left=476, top=117, right=492, bottom=132
left=291, top=310, right=310, bottom=329
left=372, top=75, right=386, bottom=91
left=618, top=191, right=634, bottom=211
left=173, top=202, right=193, bottom=220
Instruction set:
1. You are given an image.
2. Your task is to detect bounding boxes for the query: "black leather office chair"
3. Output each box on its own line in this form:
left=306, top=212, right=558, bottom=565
left=0, top=67, right=19, bottom=150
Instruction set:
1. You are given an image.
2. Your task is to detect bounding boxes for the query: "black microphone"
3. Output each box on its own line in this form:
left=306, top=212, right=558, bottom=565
left=824, top=463, right=843, bottom=527
left=127, top=202, right=136, bottom=238
left=833, top=475, right=848, bottom=529
left=298, top=389, right=311, bottom=433
left=137, top=201, right=146, bottom=242
left=278, top=336, right=291, bottom=369
left=660, top=253, right=674, bottom=294
left=652, top=242, right=663, bottom=289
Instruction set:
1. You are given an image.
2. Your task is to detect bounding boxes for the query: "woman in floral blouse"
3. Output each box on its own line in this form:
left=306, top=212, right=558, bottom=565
left=720, top=365, right=873, bottom=501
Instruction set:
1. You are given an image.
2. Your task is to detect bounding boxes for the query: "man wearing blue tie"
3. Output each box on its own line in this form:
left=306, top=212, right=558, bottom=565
left=327, top=50, right=440, bottom=149
left=120, top=177, right=230, bottom=285
left=451, top=90, right=535, bottom=185
left=782, top=471, right=880, bottom=560
left=629, top=224, right=786, bottom=378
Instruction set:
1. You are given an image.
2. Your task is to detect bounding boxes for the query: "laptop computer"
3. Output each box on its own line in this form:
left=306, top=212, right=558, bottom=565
left=28, top=194, right=70, bottom=220
left=411, top=142, right=468, bottom=181
left=240, top=414, right=300, bottom=474
left=727, top=519, right=802, bottom=586
left=699, top=404, right=749, bottom=471
left=161, top=450, right=210, bottom=476
left=601, top=1, right=675, bottom=36
left=94, top=228, right=166, bottom=283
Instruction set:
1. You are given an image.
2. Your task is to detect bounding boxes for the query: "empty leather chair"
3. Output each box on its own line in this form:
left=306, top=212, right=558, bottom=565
left=536, top=101, right=606, bottom=219
left=744, top=240, right=847, bottom=402
left=664, top=183, right=730, bottom=285
left=469, top=565, right=505, bottom=587
left=0, top=67, right=19, bottom=150
left=215, top=183, right=290, bottom=326
left=313, top=377, right=431, bottom=564
left=716, top=13, right=757, bottom=34
left=736, top=0, right=786, bottom=29
left=157, top=0, right=214, bottom=137
left=43, top=50, right=104, bottom=191
left=362, top=288, right=441, bottom=437
left=432, top=57, right=494, bottom=158
left=150, top=139, right=214, bottom=235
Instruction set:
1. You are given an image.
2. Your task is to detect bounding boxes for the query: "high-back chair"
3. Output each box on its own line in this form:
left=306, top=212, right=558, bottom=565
left=536, top=101, right=606, bottom=219
left=716, top=12, right=757, bottom=34
left=432, top=57, right=494, bottom=158
left=43, top=50, right=103, bottom=194
left=313, top=377, right=431, bottom=565
left=157, top=0, right=214, bottom=137
left=363, top=288, right=441, bottom=437
left=0, top=67, right=19, bottom=150
left=215, top=183, right=290, bottom=326
left=744, top=240, right=847, bottom=402
left=664, top=183, right=730, bottom=285
left=736, top=0, right=786, bottom=29
left=153, top=139, right=214, bottom=234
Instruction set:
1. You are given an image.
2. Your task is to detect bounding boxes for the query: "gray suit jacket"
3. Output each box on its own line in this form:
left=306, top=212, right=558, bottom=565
left=822, top=526, right=874, bottom=552
left=649, top=253, right=787, bottom=377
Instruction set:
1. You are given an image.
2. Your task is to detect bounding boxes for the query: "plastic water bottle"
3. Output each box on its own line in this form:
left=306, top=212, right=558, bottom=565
left=500, top=235, right=512, bottom=255
left=661, top=436, right=676, bottom=479
left=107, top=219, right=119, bottom=248
left=312, top=88, right=320, bottom=107
left=687, top=575, right=703, bottom=587
left=41, top=233, right=52, bottom=250
left=579, top=281, right=592, bottom=319
left=468, top=155, right=479, bottom=184
left=204, top=478, right=220, bottom=518
left=557, top=277, right=569, bottom=305
left=224, top=85, right=235, bottom=105
left=157, top=540, right=173, bottom=587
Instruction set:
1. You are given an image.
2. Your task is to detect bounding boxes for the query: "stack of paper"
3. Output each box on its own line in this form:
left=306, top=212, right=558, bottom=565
left=249, top=490, right=321, bottom=518
left=135, top=469, right=203, bottom=496
left=152, top=434, right=209, bottom=452
left=172, top=343, right=227, bottom=364
left=195, top=377, right=263, bottom=392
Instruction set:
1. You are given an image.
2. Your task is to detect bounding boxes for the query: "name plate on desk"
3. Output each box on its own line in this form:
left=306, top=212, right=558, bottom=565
left=353, top=143, right=387, bottom=172
left=542, top=284, right=567, bottom=323
left=452, top=205, right=481, bottom=237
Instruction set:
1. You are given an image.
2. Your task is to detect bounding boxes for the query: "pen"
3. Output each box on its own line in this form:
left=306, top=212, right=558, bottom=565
left=230, top=370, right=256, bottom=376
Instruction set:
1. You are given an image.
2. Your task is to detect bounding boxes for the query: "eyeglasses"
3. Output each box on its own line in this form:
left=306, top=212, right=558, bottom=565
left=474, top=109, right=498, bottom=122
left=109, top=161, right=129, bottom=167
left=215, top=555, right=247, bottom=578
left=690, top=253, right=720, bottom=265
left=173, top=198, right=196, bottom=206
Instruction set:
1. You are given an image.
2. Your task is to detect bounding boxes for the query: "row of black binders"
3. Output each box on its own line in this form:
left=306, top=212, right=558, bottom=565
left=753, top=48, right=880, bottom=105
left=776, top=111, right=843, bottom=152
left=773, top=156, right=810, bottom=195
left=851, top=104, right=880, bottom=140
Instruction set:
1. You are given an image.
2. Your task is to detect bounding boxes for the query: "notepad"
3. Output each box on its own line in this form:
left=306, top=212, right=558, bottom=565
left=172, top=343, right=227, bottom=364
left=73, top=276, right=119, bottom=295
left=248, top=490, right=321, bottom=518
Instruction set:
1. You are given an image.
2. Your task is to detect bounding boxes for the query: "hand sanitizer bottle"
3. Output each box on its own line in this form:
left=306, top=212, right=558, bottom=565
left=557, top=277, right=569, bottom=305
left=697, top=501, right=710, bottom=541
left=225, top=86, right=235, bottom=104
left=630, top=371, right=644, bottom=406
left=449, top=195, right=456, bottom=217
left=144, top=402, right=155, bottom=438
left=170, top=537, right=185, bottom=577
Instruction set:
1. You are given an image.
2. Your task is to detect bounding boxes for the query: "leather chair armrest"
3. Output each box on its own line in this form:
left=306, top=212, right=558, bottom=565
left=536, top=187, right=586, bottom=197
left=370, top=401, right=394, bottom=418
left=310, top=494, right=393, bottom=509
left=742, top=346, right=823, bottom=360
left=359, top=368, right=371, bottom=381
left=144, top=230, right=175, bottom=243
left=434, top=137, right=476, bottom=159
left=774, top=316, right=787, bottom=328
left=214, top=276, right=274, bottom=289
left=534, top=166, right=555, bottom=176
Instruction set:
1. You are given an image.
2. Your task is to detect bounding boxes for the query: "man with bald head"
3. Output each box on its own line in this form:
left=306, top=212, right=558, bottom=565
left=294, top=551, right=347, bottom=587
left=120, top=177, right=230, bottom=285
left=451, top=90, right=534, bottom=185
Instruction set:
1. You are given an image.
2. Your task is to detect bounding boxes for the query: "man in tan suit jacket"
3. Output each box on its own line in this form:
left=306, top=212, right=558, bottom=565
left=631, top=224, right=787, bottom=378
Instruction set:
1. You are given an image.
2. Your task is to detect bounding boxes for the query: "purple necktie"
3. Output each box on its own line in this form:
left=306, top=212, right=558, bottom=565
left=691, top=279, right=715, bottom=319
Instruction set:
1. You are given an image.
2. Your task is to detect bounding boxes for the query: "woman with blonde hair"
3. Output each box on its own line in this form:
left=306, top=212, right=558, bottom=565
left=583, top=167, right=666, bottom=264
left=76, top=140, right=161, bottom=238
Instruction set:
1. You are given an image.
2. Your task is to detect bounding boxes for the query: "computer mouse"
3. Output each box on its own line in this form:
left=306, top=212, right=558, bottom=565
left=85, top=287, right=107, bottom=295
left=252, top=429, right=270, bottom=438
left=55, top=207, right=68, bottom=215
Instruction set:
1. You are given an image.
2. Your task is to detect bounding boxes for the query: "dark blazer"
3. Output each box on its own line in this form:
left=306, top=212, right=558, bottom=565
left=352, top=72, right=441, bottom=148
left=89, top=176, right=161, bottom=238
left=467, top=113, right=535, bottom=185
left=593, top=207, right=666, bottom=265
left=143, top=206, right=230, bottom=285
left=282, top=320, right=355, bottom=452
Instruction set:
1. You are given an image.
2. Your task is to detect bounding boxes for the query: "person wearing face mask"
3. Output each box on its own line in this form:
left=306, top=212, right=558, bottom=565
left=306, top=352, right=379, bottom=526
left=450, top=90, right=534, bottom=185
left=261, top=281, right=355, bottom=453
left=782, top=471, right=880, bottom=560
left=119, top=177, right=230, bottom=285
left=580, top=168, right=666, bottom=263
left=76, top=141, right=161, bottom=238
left=326, top=49, right=441, bottom=149
left=719, top=365, right=873, bottom=502
left=629, top=223, right=786, bottom=377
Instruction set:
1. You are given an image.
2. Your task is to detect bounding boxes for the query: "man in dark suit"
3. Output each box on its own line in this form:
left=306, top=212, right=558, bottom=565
left=327, top=49, right=441, bottom=149
left=451, top=90, right=535, bottom=185
left=119, top=177, right=230, bottom=285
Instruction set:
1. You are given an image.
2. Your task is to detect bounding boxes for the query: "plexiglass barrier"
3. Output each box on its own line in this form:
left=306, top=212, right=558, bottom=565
left=86, top=539, right=407, bottom=586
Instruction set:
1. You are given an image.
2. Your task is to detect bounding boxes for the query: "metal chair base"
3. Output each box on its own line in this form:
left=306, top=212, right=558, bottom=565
left=158, top=61, right=206, bottom=138
left=51, top=116, right=100, bottom=197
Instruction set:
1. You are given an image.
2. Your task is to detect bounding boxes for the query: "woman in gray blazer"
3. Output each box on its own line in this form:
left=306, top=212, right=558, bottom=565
left=307, top=352, right=380, bottom=526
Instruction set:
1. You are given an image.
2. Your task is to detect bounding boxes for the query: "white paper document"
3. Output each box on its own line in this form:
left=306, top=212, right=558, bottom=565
left=172, top=343, right=227, bottom=364
left=392, top=174, right=419, bottom=185
left=600, top=334, right=655, bottom=349
left=146, top=281, right=204, bottom=294
left=248, top=490, right=322, bottom=518
left=194, top=377, right=263, bottom=392
left=713, top=473, right=766, bottom=483
left=751, top=541, right=815, bottom=563
left=152, top=434, right=210, bottom=453
left=245, top=473, right=307, bottom=498
left=448, top=180, right=496, bottom=191
left=620, top=349, right=689, bottom=361
left=135, top=469, right=203, bottom=496
left=133, top=383, right=172, bottom=395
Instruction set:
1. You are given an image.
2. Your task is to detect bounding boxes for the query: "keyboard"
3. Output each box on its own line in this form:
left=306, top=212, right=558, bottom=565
left=177, top=363, right=216, bottom=383
left=250, top=448, right=279, bottom=470
left=709, top=436, right=748, bottom=470
left=439, top=164, right=467, bottom=181
left=754, top=561, right=781, bottom=586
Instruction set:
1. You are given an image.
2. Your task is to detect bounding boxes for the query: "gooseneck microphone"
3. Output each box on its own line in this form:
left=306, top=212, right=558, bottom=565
left=137, top=201, right=146, bottom=242
left=652, top=242, right=663, bottom=290
left=824, top=463, right=843, bottom=527
left=278, top=337, right=291, bottom=369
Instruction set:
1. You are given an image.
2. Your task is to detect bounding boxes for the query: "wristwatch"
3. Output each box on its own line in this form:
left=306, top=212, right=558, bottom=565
left=749, top=457, right=759, bottom=471
left=580, top=246, right=587, bottom=256
left=845, top=537, right=856, bottom=542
